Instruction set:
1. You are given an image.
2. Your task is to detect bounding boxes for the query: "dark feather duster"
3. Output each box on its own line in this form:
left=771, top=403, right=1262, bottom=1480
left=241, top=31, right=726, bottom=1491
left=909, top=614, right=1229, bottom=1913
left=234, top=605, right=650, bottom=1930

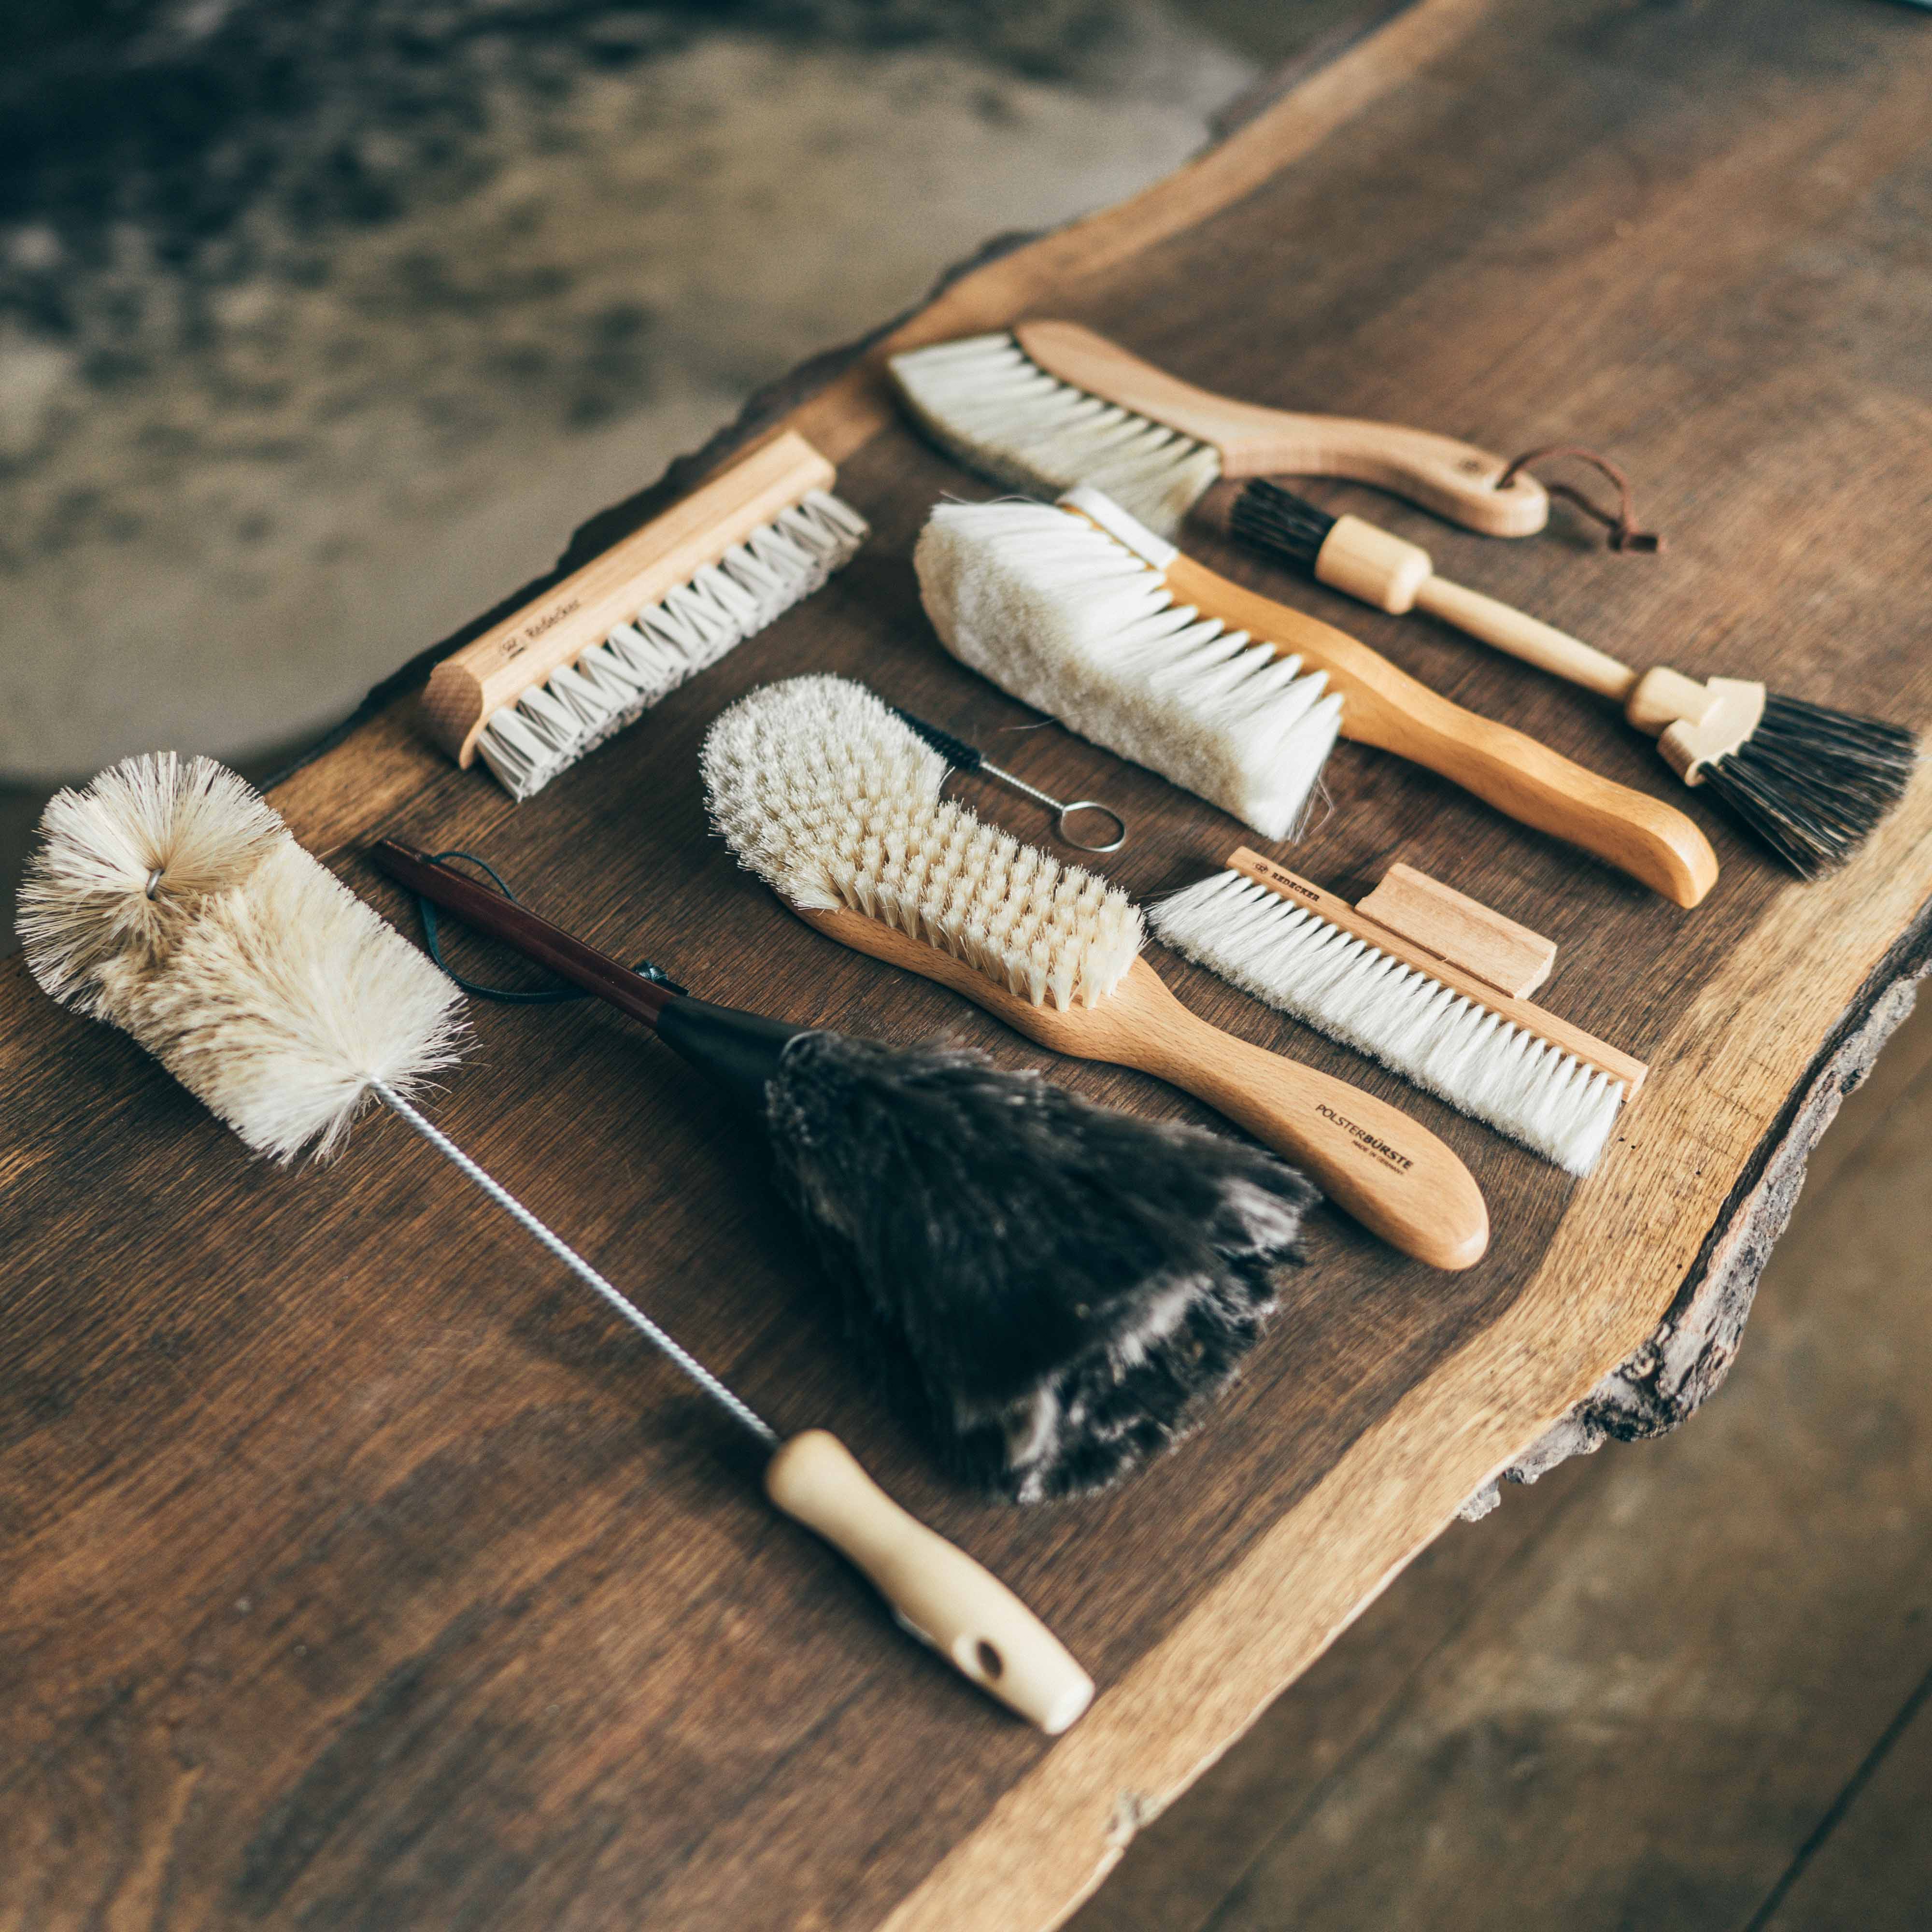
left=764, top=1031, right=1317, bottom=1503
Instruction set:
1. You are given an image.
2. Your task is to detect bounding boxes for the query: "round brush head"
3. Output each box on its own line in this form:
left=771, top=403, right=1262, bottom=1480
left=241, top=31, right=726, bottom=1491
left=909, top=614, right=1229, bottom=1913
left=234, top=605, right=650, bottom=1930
left=765, top=1030, right=1316, bottom=1502
left=16, top=753, right=465, bottom=1162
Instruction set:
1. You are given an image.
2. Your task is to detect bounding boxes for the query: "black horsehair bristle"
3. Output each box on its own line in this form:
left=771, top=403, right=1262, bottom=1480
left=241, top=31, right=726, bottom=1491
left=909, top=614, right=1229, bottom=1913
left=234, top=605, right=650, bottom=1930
left=1228, top=479, right=1336, bottom=578
left=1701, top=692, right=1917, bottom=878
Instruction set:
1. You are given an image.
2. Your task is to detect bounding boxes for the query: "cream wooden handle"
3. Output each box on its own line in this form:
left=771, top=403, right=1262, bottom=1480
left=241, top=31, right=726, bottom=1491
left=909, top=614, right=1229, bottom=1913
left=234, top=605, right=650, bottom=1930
left=766, top=1430, right=1094, bottom=1733
left=1414, top=576, right=1637, bottom=702
left=1129, top=1014, right=1489, bottom=1271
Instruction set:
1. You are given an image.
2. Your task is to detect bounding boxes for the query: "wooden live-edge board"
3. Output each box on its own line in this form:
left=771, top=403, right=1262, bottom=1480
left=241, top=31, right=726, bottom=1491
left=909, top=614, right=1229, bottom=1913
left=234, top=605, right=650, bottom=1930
left=5, top=2, right=1932, bottom=1928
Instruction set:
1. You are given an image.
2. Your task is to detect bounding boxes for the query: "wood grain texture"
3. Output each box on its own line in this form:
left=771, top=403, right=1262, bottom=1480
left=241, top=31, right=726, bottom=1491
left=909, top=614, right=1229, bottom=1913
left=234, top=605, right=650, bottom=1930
left=6, top=2, right=1932, bottom=1928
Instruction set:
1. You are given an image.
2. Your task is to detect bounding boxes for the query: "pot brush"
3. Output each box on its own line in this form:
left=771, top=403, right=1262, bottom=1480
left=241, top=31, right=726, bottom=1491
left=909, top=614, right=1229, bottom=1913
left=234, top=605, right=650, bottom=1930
left=701, top=674, right=1491, bottom=1272
left=1227, top=480, right=1920, bottom=876
left=888, top=321, right=1549, bottom=540
left=14, top=753, right=1104, bottom=1731
left=914, top=487, right=1720, bottom=907
left=370, top=838, right=1316, bottom=1507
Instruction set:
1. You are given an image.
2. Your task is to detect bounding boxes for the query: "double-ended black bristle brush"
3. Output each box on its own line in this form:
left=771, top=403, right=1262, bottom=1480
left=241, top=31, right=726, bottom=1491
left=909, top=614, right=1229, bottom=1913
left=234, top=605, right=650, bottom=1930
left=1226, top=480, right=1919, bottom=876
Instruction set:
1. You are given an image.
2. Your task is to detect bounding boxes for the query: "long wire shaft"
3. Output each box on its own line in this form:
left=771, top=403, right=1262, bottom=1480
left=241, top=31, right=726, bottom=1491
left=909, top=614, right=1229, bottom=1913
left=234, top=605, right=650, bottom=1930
left=371, top=1081, right=780, bottom=1451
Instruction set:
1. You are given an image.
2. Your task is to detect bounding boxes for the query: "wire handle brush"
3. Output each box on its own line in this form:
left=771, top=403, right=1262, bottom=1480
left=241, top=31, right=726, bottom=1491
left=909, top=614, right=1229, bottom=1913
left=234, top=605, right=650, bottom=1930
left=1229, top=480, right=1920, bottom=876
left=14, top=753, right=1098, bottom=1731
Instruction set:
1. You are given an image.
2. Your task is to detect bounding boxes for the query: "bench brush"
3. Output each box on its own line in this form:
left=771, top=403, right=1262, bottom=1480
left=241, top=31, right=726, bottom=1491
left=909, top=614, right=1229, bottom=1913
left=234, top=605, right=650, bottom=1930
left=16, top=752, right=1124, bottom=1731
left=702, top=674, right=1491, bottom=1272
left=1228, top=480, right=1919, bottom=877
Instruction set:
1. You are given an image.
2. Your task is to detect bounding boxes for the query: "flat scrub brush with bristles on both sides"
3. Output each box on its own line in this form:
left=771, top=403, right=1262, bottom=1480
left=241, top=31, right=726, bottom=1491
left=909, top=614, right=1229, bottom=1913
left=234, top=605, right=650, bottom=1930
left=887, top=321, right=1552, bottom=542
left=421, top=429, right=868, bottom=800
left=914, top=487, right=1722, bottom=908
left=701, top=674, right=1492, bottom=1273
left=1225, top=479, right=1921, bottom=877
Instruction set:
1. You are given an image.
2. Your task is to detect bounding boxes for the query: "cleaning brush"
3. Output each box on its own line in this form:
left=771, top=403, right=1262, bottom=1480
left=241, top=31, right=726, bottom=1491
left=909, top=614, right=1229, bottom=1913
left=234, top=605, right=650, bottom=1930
left=702, top=674, right=1491, bottom=1271
left=421, top=430, right=867, bottom=799
left=15, top=752, right=1111, bottom=1730
left=887, top=320, right=1549, bottom=540
left=915, top=487, right=1721, bottom=907
left=1227, top=480, right=1920, bottom=876
left=1150, top=850, right=1647, bottom=1175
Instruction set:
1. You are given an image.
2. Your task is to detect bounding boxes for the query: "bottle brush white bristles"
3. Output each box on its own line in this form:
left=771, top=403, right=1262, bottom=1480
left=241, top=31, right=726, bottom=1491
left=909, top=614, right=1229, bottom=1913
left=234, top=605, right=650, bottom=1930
left=702, top=673, right=1143, bottom=1009
left=914, top=494, right=1343, bottom=842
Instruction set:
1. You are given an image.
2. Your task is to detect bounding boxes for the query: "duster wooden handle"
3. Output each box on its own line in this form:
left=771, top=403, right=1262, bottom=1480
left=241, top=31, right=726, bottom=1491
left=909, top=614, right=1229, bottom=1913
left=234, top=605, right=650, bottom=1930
left=766, top=1431, right=1094, bottom=1734
left=1016, top=320, right=1546, bottom=539
left=1161, top=554, right=1719, bottom=908
left=1412, top=575, right=1638, bottom=702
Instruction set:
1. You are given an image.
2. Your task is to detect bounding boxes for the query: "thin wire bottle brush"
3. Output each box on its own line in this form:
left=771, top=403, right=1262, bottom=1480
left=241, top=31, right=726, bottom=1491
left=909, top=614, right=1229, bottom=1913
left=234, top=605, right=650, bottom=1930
left=1228, top=479, right=1920, bottom=877
left=421, top=430, right=867, bottom=800
left=888, top=320, right=1549, bottom=540
left=702, top=674, right=1492, bottom=1272
left=914, top=486, right=1721, bottom=907
left=14, top=752, right=1103, bottom=1730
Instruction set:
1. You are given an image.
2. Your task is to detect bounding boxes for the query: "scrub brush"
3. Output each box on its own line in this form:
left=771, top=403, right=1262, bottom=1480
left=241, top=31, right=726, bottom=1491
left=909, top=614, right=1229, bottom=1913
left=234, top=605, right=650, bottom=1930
left=888, top=321, right=1548, bottom=540
left=421, top=430, right=868, bottom=799
left=1227, top=480, right=1920, bottom=876
left=1150, top=849, right=1647, bottom=1176
left=914, top=487, right=1720, bottom=907
left=16, top=753, right=1152, bottom=1730
left=702, top=674, right=1491, bottom=1272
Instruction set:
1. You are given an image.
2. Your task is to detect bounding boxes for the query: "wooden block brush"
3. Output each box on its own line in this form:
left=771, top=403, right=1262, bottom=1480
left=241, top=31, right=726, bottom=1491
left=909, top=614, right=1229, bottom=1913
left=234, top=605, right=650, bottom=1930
left=1225, top=480, right=1921, bottom=876
left=888, top=321, right=1549, bottom=540
left=421, top=430, right=868, bottom=799
left=914, top=487, right=1721, bottom=908
left=16, top=752, right=1126, bottom=1730
left=702, top=674, right=1492, bottom=1272
left=1150, top=850, right=1647, bottom=1176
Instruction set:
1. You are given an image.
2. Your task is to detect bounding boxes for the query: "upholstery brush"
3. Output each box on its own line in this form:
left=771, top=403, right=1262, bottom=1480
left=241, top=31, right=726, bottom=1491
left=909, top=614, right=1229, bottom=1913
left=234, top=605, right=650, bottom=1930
left=701, top=674, right=1491, bottom=1271
left=14, top=752, right=1099, bottom=1730
left=914, top=487, right=1720, bottom=907
left=370, top=838, right=1317, bottom=1507
left=1227, top=480, right=1920, bottom=876
left=422, top=430, right=867, bottom=799
left=888, top=321, right=1549, bottom=540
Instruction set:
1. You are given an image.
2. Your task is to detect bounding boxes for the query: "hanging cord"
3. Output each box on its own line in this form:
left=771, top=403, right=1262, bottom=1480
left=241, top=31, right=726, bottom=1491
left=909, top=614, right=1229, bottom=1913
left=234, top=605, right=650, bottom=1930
left=371, top=1079, right=779, bottom=1450
left=411, top=851, right=685, bottom=1002
left=1499, top=445, right=1662, bottom=554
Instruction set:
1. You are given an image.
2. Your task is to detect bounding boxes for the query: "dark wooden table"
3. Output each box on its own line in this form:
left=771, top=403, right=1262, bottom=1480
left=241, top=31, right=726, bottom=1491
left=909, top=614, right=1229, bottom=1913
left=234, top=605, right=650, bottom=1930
left=7, top=2, right=1932, bottom=1926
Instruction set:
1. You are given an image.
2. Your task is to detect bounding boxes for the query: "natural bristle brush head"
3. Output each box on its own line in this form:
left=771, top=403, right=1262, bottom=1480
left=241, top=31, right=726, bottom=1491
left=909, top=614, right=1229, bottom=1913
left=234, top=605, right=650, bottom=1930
left=702, top=674, right=1143, bottom=1008
left=17, top=753, right=464, bottom=1161
left=913, top=491, right=1343, bottom=841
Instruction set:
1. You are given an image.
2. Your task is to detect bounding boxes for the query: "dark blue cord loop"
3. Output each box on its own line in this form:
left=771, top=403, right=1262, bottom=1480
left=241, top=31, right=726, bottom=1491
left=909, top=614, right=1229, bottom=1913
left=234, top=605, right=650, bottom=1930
left=413, top=851, right=686, bottom=1003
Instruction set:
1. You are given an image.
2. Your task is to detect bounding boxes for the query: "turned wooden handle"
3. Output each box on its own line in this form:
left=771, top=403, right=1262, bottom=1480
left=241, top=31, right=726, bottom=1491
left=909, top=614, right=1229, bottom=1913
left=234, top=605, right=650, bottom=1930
left=1162, top=553, right=1719, bottom=908
left=1125, top=1006, right=1490, bottom=1272
left=1413, top=576, right=1638, bottom=703
left=1016, top=320, right=1546, bottom=539
left=766, top=1431, right=1094, bottom=1734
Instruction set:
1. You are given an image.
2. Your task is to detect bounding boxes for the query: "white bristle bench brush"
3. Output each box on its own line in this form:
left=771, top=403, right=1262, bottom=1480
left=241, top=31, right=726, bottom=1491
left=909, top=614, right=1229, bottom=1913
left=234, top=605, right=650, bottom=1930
left=422, top=430, right=868, bottom=799
left=14, top=752, right=1095, bottom=1732
left=888, top=320, right=1549, bottom=540
left=915, top=487, right=1721, bottom=908
left=1150, top=850, right=1648, bottom=1176
left=703, top=675, right=1491, bottom=1272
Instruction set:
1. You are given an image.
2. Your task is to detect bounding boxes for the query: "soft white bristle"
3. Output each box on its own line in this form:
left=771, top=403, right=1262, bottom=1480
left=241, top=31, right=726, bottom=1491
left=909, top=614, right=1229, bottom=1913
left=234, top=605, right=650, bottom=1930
left=914, top=497, right=1343, bottom=842
left=476, top=488, right=870, bottom=801
left=1149, top=871, right=1625, bottom=1175
left=890, top=333, right=1221, bottom=539
left=702, top=674, right=1142, bottom=1009
left=17, top=753, right=464, bottom=1162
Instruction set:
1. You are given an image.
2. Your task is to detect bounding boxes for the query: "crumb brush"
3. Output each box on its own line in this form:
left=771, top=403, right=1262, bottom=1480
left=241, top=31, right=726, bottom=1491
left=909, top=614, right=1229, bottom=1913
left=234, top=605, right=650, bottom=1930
left=1228, top=480, right=1920, bottom=876
left=14, top=753, right=1102, bottom=1731
left=702, top=674, right=1491, bottom=1272
left=914, top=487, right=1721, bottom=907
left=888, top=321, right=1549, bottom=540
left=422, top=431, right=868, bottom=799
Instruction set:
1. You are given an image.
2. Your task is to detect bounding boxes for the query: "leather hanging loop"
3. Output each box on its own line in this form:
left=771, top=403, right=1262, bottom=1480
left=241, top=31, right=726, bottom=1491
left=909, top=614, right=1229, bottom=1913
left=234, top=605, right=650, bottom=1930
left=1499, top=446, right=1662, bottom=554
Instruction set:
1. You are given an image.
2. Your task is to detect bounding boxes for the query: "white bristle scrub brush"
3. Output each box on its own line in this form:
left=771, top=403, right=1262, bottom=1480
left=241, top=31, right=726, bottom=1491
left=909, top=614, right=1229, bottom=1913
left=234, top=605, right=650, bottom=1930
left=703, top=676, right=1491, bottom=1272
left=14, top=751, right=1093, bottom=1733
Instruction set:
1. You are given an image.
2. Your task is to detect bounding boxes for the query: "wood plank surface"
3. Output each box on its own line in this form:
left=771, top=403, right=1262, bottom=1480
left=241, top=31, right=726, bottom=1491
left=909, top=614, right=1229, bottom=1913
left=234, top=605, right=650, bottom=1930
left=5, top=2, right=1932, bottom=1928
